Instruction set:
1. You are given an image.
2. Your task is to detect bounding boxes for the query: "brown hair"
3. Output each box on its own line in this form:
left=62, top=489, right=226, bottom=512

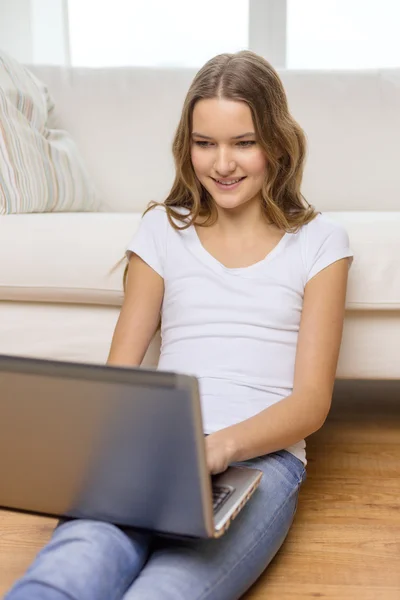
left=123, top=50, right=317, bottom=288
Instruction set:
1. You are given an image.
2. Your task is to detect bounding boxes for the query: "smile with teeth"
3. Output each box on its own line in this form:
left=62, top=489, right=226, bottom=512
left=213, top=177, right=245, bottom=186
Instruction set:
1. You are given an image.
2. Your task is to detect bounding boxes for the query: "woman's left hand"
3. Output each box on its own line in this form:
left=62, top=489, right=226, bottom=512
left=205, top=431, right=236, bottom=475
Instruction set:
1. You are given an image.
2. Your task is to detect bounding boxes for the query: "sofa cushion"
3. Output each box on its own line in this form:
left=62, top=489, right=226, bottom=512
left=0, top=211, right=399, bottom=310
left=0, top=52, right=98, bottom=214
left=0, top=212, right=138, bottom=305
left=327, top=212, right=400, bottom=310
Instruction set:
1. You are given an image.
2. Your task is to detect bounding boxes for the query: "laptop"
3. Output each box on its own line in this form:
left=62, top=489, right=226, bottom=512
left=0, top=354, right=262, bottom=539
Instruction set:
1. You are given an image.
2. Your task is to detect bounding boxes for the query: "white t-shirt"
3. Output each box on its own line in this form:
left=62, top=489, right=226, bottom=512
left=127, top=207, right=353, bottom=464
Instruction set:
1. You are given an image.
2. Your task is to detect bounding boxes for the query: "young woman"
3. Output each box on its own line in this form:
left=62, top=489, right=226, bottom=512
left=7, top=50, right=353, bottom=600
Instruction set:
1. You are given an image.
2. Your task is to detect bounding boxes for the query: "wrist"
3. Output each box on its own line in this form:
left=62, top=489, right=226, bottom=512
left=215, top=427, right=242, bottom=464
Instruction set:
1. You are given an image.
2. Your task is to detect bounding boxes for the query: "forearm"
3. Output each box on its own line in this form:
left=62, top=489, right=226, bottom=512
left=218, top=390, right=331, bottom=464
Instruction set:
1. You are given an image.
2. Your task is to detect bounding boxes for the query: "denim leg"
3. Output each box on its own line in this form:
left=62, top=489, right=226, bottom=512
left=123, top=450, right=306, bottom=600
left=5, top=519, right=153, bottom=600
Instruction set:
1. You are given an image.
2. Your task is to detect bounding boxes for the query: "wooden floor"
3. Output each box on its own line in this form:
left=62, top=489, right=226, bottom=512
left=1, top=379, right=399, bottom=599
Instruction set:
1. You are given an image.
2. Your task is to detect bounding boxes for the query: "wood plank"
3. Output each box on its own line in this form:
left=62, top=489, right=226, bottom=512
left=246, top=584, right=400, bottom=600
left=0, top=510, right=56, bottom=595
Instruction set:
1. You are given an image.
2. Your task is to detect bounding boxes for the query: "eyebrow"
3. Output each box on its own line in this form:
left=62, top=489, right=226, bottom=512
left=191, top=132, right=256, bottom=140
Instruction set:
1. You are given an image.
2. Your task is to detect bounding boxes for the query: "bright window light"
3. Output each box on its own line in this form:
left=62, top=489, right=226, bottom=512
left=68, top=0, right=249, bottom=68
left=287, top=0, right=400, bottom=69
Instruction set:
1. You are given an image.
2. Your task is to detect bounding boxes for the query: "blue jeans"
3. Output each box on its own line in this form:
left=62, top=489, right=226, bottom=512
left=5, top=450, right=306, bottom=600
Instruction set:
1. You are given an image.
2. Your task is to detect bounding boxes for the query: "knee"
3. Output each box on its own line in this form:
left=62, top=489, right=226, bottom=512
left=56, top=518, right=120, bottom=539
left=5, top=520, right=150, bottom=600
left=52, top=519, right=131, bottom=554
left=53, top=519, right=150, bottom=563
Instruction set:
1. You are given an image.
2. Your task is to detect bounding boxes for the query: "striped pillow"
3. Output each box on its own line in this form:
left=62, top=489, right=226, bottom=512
left=0, top=52, right=98, bottom=214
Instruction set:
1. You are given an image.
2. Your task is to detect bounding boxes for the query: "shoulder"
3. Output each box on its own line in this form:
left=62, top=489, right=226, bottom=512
left=136, top=205, right=169, bottom=239
left=300, top=213, right=350, bottom=245
left=141, top=204, right=167, bottom=224
left=297, top=213, right=353, bottom=282
left=137, top=205, right=195, bottom=254
left=126, top=206, right=169, bottom=275
left=299, top=213, right=352, bottom=258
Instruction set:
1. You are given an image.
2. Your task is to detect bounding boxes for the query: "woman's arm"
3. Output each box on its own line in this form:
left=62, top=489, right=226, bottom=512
left=107, top=255, right=164, bottom=367
left=206, top=257, right=350, bottom=473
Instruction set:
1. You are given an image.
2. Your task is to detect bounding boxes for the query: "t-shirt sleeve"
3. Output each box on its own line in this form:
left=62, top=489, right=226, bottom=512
left=306, top=215, right=354, bottom=283
left=125, top=207, right=167, bottom=278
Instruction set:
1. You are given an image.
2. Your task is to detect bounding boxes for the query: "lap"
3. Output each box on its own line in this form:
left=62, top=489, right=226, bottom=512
left=124, top=450, right=306, bottom=600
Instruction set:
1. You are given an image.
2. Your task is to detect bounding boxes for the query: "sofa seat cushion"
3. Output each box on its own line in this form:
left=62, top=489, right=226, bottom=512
left=0, top=212, right=139, bottom=305
left=0, top=211, right=399, bottom=310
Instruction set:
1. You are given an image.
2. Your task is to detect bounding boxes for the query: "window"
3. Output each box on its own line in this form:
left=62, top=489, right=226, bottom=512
left=287, top=0, right=400, bottom=69
left=4, top=0, right=399, bottom=69
left=68, top=0, right=249, bottom=68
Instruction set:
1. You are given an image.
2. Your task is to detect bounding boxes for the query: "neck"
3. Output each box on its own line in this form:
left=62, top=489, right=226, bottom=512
left=214, top=196, right=268, bottom=237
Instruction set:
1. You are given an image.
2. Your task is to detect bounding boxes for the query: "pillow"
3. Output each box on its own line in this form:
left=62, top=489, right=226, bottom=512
left=0, top=51, right=98, bottom=214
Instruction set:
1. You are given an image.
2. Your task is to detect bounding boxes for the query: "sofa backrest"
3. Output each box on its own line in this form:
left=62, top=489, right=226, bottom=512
left=30, top=65, right=400, bottom=214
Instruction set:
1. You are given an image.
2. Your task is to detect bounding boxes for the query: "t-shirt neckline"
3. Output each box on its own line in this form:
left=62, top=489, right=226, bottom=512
left=187, top=225, right=291, bottom=276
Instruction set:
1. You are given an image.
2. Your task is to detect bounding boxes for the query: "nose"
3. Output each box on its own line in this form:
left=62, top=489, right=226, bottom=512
left=213, top=147, right=236, bottom=177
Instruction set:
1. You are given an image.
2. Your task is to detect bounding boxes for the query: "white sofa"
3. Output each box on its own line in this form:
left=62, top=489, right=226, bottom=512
left=0, top=66, right=399, bottom=378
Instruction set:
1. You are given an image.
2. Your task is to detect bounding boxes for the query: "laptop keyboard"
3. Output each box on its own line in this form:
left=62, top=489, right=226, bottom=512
left=212, top=485, right=234, bottom=513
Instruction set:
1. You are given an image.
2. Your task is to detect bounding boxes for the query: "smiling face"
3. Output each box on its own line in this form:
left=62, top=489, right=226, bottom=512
left=190, top=98, right=268, bottom=214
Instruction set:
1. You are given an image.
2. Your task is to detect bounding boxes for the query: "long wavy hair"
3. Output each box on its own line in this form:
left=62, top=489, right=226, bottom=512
left=123, top=50, right=317, bottom=288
